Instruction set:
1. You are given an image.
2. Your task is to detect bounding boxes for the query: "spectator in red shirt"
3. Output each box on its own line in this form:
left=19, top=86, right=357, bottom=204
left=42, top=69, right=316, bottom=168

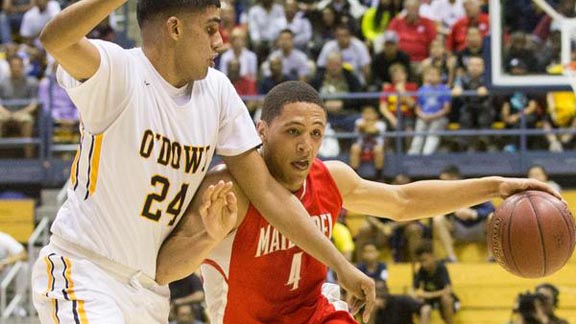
left=387, top=0, right=437, bottom=66
left=446, top=0, right=489, bottom=52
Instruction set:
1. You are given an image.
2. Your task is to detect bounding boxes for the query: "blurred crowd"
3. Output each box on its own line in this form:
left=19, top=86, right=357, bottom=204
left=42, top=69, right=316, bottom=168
left=0, top=0, right=576, bottom=165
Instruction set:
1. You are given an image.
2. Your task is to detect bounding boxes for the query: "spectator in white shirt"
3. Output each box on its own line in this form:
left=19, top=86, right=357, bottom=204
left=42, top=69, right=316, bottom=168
left=19, top=0, right=61, bottom=45
left=248, top=0, right=286, bottom=61
left=0, top=231, right=26, bottom=272
left=218, top=27, right=258, bottom=80
left=262, top=29, right=312, bottom=82
left=317, top=23, right=371, bottom=86
left=430, top=0, right=465, bottom=36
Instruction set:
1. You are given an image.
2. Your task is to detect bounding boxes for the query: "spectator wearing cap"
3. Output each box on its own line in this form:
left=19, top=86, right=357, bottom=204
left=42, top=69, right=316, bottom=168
left=387, top=0, right=437, bottom=69
left=446, top=0, right=489, bottom=52
left=371, top=30, right=412, bottom=89
left=316, top=23, right=371, bottom=86
left=504, top=31, right=540, bottom=73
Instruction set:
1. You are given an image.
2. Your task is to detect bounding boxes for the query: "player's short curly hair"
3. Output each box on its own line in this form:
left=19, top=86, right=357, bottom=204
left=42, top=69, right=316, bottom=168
left=261, top=81, right=325, bottom=123
left=137, top=0, right=221, bottom=27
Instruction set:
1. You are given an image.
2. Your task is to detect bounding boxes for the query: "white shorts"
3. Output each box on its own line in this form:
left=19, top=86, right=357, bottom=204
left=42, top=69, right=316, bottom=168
left=32, top=236, right=170, bottom=324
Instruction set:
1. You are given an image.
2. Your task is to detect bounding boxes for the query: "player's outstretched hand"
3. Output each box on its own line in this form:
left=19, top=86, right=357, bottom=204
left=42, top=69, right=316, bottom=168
left=497, top=178, right=563, bottom=201
left=337, top=264, right=375, bottom=323
left=199, top=180, right=238, bottom=242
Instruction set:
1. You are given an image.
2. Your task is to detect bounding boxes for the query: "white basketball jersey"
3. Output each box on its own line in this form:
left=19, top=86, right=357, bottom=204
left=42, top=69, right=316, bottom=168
left=50, top=40, right=260, bottom=277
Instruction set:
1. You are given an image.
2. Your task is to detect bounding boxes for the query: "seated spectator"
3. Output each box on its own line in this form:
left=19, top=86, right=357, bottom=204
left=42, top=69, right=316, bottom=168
left=19, top=0, right=61, bottom=46
left=310, top=51, right=363, bottom=133
left=527, top=165, right=561, bottom=193
left=408, top=65, right=451, bottom=155
left=535, top=283, right=569, bottom=324
left=513, top=292, right=549, bottom=324
left=356, top=242, right=388, bottom=282
left=283, top=0, right=312, bottom=52
left=372, top=281, right=432, bottom=324
left=218, top=28, right=258, bottom=80
left=0, top=55, right=39, bottom=158
left=261, top=29, right=311, bottom=82
left=379, top=63, right=417, bottom=150
left=309, top=7, right=339, bottom=58
left=316, top=0, right=364, bottom=34
left=355, top=174, right=429, bottom=263
left=226, top=59, right=258, bottom=113
left=2, top=0, right=34, bottom=37
left=419, top=38, right=456, bottom=87
left=349, top=105, right=386, bottom=180
left=371, top=31, right=412, bottom=87
left=433, top=165, right=495, bottom=263
left=316, top=23, right=371, bottom=86
left=500, top=59, right=541, bottom=152
left=543, top=90, right=576, bottom=152
left=455, top=26, right=483, bottom=77
left=247, top=0, right=286, bottom=62
left=258, top=56, right=290, bottom=95
left=452, top=56, right=494, bottom=152
left=446, top=0, right=489, bottom=52
left=360, top=0, right=400, bottom=49
left=0, top=230, right=27, bottom=272
left=413, top=242, right=459, bottom=324
left=38, top=62, right=79, bottom=145
left=217, top=1, right=246, bottom=54
left=503, top=31, right=540, bottom=74
left=387, top=0, right=437, bottom=71
left=430, top=0, right=465, bottom=36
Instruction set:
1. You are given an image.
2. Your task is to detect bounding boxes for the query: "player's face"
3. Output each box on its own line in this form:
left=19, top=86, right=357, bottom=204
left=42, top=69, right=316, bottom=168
left=259, top=102, right=327, bottom=192
left=177, top=7, right=222, bottom=81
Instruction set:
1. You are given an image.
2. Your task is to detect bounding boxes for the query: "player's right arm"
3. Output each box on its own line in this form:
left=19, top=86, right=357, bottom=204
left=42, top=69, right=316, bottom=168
left=39, top=0, right=127, bottom=81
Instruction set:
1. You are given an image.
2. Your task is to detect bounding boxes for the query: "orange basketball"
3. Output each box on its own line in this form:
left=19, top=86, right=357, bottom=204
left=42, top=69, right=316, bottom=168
left=487, top=191, right=576, bottom=278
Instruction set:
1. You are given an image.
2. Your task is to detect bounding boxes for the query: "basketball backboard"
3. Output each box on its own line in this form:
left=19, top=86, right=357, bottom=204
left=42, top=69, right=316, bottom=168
left=488, top=0, right=576, bottom=91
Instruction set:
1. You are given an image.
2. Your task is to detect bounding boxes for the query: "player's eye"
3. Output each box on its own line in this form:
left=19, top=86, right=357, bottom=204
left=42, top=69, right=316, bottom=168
left=287, top=129, right=300, bottom=136
left=311, top=130, right=323, bottom=138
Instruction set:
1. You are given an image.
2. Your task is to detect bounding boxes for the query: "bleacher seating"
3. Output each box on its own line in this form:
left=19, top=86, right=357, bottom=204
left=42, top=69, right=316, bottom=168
left=387, top=262, right=576, bottom=324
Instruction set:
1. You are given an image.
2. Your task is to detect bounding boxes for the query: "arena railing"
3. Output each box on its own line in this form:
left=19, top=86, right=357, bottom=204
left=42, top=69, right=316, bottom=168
left=1, top=89, right=575, bottom=184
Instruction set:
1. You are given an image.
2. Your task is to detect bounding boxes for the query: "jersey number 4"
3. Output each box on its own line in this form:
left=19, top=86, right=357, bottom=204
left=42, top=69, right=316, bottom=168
left=141, top=175, right=189, bottom=225
left=286, top=252, right=303, bottom=291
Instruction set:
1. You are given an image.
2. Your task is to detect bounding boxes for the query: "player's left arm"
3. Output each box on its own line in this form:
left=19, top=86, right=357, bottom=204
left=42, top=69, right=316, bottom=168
left=326, top=160, right=563, bottom=222
left=156, top=172, right=245, bottom=285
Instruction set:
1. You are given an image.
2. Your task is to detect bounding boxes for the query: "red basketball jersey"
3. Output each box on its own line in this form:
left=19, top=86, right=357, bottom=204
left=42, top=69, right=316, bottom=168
left=202, top=159, right=346, bottom=323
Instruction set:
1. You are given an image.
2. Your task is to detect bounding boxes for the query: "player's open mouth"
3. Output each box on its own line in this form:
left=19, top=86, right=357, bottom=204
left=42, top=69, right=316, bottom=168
left=291, top=160, right=309, bottom=170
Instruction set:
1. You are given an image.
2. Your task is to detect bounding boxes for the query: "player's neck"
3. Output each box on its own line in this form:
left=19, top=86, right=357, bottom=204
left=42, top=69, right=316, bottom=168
left=142, top=45, right=191, bottom=88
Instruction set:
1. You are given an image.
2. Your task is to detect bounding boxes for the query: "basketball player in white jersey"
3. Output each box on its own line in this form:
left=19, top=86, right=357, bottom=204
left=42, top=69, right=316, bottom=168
left=31, top=1, right=375, bottom=323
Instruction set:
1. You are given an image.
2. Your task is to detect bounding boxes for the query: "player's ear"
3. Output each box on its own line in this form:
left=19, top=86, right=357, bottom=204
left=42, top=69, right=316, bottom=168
left=256, top=120, right=267, bottom=140
left=166, top=16, right=181, bottom=40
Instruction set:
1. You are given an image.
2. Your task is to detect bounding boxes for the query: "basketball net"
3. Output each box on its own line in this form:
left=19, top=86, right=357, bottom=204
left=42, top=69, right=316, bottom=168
left=531, top=0, right=576, bottom=90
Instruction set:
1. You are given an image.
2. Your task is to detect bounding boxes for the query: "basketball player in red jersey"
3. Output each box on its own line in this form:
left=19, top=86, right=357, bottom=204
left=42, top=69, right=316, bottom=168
left=157, top=81, right=560, bottom=324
